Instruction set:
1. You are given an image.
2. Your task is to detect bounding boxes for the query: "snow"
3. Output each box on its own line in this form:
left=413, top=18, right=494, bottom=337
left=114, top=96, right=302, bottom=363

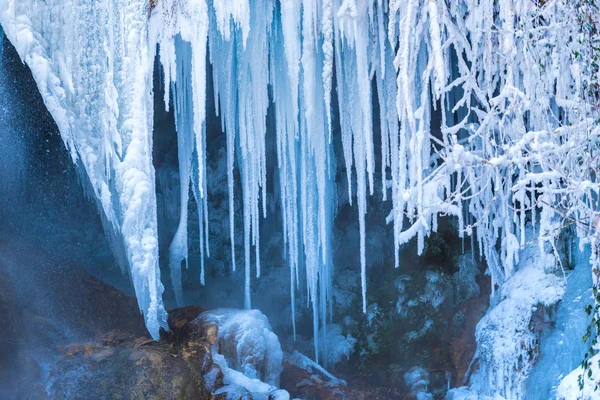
left=556, top=352, right=600, bottom=400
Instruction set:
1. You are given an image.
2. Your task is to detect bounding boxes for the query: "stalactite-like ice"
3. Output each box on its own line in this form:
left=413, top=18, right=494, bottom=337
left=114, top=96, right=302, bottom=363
left=0, top=0, right=169, bottom=339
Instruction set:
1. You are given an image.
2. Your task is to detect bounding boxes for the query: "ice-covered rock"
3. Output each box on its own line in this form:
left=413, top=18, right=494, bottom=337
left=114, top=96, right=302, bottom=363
left=196, top=309, right=283, bottom=387
left=445, top=386, right=498, bottom=400
left=526, top=243, right=593, bottom=399
left=470, top=241, right=566, bottom=399
left=212, top=352, right=290, bottom=400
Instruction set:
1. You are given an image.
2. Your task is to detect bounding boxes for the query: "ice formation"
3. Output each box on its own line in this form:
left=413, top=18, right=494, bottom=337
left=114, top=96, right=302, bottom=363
left=2, top=1, right=600, bottom=383
left=526, top=245, right=593, bottom=399
left=470, top=238, right=566, bottom=398
left=197, top=309, right=284, bottom=387
left=317, top=323, right=356, bottom=368
left=0, top=0, right=170, bottom=339
left=403, top=366, right=433, bottom=400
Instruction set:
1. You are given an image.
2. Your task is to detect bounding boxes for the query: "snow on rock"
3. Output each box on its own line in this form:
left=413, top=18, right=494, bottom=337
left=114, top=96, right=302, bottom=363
left=197, top=309, right=284, bottom=387
left=470, top=240, right=566, bottom=399
left=556, top=352, right=600, bottom=400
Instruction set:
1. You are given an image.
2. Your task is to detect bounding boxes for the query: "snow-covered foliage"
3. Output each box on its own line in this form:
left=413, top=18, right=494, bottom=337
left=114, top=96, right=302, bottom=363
left=2, top=1, right=600, bottom=376
left=197, top=309, right=284, bottom=387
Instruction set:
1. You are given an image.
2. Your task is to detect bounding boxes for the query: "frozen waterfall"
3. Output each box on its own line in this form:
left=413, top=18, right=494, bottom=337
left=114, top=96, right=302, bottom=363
left=1, top=1, right=599, bottom=381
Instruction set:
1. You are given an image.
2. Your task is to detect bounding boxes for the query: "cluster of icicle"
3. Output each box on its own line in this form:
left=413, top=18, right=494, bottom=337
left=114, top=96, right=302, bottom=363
left=149, top=0, right=600, bottom=365
left=2, top=0, right=600, bottom=373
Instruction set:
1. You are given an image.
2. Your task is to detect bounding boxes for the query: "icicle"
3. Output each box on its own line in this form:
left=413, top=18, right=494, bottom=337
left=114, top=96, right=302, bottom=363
left=322, top=0, right=334, bottom=141
left=428, top=0, right=445, bottom=99
left=13, top=0, right=599, bottom=359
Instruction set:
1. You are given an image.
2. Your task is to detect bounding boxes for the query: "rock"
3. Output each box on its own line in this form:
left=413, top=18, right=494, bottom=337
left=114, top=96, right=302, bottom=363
left=280, top=359, right=401, bottom=400
left=47, top=307, right=224, bottom=400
